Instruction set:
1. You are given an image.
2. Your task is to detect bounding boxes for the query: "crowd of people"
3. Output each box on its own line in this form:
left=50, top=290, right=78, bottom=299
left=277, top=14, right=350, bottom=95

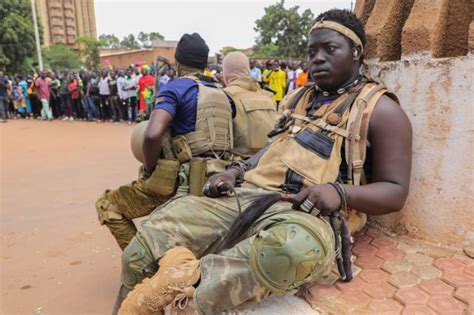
left=0, top=58, right=309, bottom=124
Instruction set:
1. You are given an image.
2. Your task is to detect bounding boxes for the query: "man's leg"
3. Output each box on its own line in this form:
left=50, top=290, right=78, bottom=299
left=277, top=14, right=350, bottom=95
left=0, top=97, right=7, bottom=121
left=194, top=210, right=336, bottom=315
left=96, top=179, right=164, bottom=250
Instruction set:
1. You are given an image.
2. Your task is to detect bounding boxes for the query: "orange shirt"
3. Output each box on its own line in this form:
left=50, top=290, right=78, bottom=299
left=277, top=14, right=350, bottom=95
left=296, top=71, right=308, bottom=87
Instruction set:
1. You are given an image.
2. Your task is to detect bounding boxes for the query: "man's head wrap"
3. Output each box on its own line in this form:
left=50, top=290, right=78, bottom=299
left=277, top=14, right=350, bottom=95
left=174, top=33, right=209, bottom=70
left=141, top=64, right=151, bottom=74
left=309, top=20, right=364, bottom=54
left=222, top=51, right=250, bottom=85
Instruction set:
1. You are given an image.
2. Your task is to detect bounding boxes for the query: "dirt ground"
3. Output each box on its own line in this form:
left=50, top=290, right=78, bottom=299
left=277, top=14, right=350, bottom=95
left=1, top=120, right=137, bottom=315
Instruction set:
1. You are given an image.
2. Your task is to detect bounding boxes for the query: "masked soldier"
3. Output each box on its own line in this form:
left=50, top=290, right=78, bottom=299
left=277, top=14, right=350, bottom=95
left=96, top=34, right=276, bottom=251
left=115, top=9, right=412, bottom=315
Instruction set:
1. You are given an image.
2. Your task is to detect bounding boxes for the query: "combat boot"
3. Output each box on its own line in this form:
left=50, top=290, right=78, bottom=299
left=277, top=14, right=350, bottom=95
left=118, top=246, right=200, bottom=315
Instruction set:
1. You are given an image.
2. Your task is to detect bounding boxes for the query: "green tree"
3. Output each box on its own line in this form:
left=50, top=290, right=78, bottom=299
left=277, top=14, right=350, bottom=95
left=43, top=44, right=81, bottom=70
left=148, top=32, right=164, bottom=42
left=98, top=33, right=121, bottom=49
left=0, top=0, right=43, bottom=73
left=120, top=34, right=140, bottom=50
left=254, top=0, right=313, bottom=58
left=76, top=36, right=101, bottom=70
left=137, top=32, right=150, bottom=48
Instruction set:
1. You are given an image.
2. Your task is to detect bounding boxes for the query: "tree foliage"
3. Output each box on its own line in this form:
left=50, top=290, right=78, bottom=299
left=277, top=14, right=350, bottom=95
left=0, top=0, right=43, bottom=73
left=254, top=0, right=314, bottom=58
left=43, top=44, right=81, bottom=70
left=76, top=36, right=101, bottom=70
left=99, top=32, right=165, bottom=50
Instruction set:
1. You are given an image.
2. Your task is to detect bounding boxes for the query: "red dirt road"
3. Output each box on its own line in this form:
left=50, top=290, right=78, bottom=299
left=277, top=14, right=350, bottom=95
left=1, top=120, right=138, bottom=314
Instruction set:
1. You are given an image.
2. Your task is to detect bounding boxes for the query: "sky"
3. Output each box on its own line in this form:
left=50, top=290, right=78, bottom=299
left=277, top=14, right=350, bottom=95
left=94, top=0, right=354, bottom=54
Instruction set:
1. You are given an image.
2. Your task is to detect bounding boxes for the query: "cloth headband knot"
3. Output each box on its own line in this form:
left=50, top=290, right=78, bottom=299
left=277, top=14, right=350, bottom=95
left=309, top=20, right=364, bottom=54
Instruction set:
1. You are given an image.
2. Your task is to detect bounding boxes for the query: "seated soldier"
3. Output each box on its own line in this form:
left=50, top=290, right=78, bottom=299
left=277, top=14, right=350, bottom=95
left=114, top=9, right=412, bottom=315
left=95, top=34, right=276, bottom=251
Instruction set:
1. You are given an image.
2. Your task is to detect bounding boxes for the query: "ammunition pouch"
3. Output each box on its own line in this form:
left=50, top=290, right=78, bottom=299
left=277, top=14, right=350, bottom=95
left=172, top=135, right=193, bottom=163
left=188, top=158, right=230, bottom=196
left=144, top=159, right=180, bottom=198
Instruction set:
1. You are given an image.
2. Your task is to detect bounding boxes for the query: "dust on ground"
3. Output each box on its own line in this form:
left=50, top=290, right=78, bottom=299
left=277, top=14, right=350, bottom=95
left=1, top=120, right=137, bottom=315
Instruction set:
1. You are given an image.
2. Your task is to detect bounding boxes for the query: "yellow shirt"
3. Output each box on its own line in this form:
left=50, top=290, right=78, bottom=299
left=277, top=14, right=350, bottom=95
left=265, top=69, right=286, bottom=101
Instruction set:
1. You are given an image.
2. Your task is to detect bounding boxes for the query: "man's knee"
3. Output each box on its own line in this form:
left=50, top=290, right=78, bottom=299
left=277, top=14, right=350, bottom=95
left=95, top=191, right=123, bottom=225
left=121, top=237, right=157, bottom=289
left=249, top=214, right=335, bottom=294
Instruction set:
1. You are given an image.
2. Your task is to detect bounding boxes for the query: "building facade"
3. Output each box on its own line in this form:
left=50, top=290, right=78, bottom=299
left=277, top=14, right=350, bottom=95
left=36, top=0, right=97, bottom=49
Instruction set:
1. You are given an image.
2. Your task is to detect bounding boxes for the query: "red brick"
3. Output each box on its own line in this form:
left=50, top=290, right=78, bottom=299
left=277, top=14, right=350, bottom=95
left=366, top=228, right=383, bottom=239
left=359, top=269, right=390, bottom=283
left=340, top=290, right=371, bottom=309
left=442, top=270, right=474, bottom=287
left=420, top=279, right=455, bottom=295
left=395, top=287, right=431, bottom=305
left=404, top=253, right=434, bottom=266
left=411, top=265, right=442, bottom=280
left=376, top=247, right=405, bottom=261
left=354, top=233, right=373, bottom=245
left=383, top=260, right=413, bottom=274
left=335, top=276, right=366, bottom=292
left=308, top=284, right=341, bottom=298
left=402, top=305, right=437, bottom=315
left=355, top=255, right=384, bottom=269
left=434, top=258, right=466, bottom=272
left=465, top=265, right=474, bottom=277
left=388, top=271, right=421, bottom=288
left=368, top=299, right=403, bottom=313
left=371, top=237, right=397, bottom=249
left=363, top=282, right=397, bottom=299
left=428, top=296, right=466, bottom=315
left=454, top=286, right=474, bottom=305
left=353, top=243, right=378, bottom=257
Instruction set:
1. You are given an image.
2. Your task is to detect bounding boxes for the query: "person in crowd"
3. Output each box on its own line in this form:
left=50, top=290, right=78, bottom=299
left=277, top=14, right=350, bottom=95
left=108, top=71, right=121, bottom=123
left=0, top=71, right=10, bottom=123
left=297, top=63, right=309, bottom=87
left=98, top=70, right=111, bottom=121
left=123, top=69, right=138, bottom=124
left=84, top=72, right=100, bottom=121
left=59, top=73, right=73, bottom=121
left=286, top=62, right=299, bottom=93
left=18, top=76, right=31, bottom=118
left=249, top=59, right=262, bottom=84
left=137, top=64, right=155, bottom=114
left=263, top=60, right=287, bottom=108
left=117, top=70, right=128, bottom=123
left=12, top=78, right=26, bottom=118
left=49, top=73, right=61, bottom=118
left=67, top=74, right=81, bottom=121
left=35, top=71, right=53, bottom=121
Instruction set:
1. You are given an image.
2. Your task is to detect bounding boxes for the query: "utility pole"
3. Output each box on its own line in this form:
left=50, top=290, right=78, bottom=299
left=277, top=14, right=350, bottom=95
left=350, top=1, right=354, bottom=11
left=31, top=0, right=43, bottom=71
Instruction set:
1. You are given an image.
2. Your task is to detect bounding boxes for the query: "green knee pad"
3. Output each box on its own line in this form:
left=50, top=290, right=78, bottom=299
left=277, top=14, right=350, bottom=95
left=95, top=191, right=123, bottom=225
left=121, top=237, right=157, bottom=289
left=249, top=216, right=333, bottom=294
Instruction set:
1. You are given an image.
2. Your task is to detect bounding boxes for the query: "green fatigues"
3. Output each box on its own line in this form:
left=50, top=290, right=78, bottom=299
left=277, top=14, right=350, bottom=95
left=118, top=188, right=335, bottom=315
left=96, top=179, right=167, bottom=250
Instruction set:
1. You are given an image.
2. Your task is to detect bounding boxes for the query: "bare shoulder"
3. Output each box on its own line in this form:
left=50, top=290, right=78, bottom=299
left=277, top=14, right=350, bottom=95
left=369, top=94, right=412, bottom=138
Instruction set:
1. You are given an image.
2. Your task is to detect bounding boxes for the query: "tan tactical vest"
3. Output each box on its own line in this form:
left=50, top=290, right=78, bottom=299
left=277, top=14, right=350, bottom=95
left=244, top=81, right=396, bottom=234
left=179, top=76, right=233, bottom=156
left=224, top=77, right=277, bottom=157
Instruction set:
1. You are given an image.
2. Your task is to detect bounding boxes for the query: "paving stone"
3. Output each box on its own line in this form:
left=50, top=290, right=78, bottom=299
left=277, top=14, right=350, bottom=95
left=411, top=265, right=442, bottom=280
left=420, top=279, right=455, bottom=295
left=368, top=299, right=404, bottom=313
left=366, top=228, right=384, bottom=239
left=397, top=242, right=419, bottom=254
left=382, top=260, right=413, bottom=274
left=395, top=287, right=431, bottom=305
left=316, top=271, right=339, bottom=286
left=376, top=247, right=405, bottom=261
left=465, top=264, right=474, bottom=277
left=335, top=277, right=366, bottom=292
left=404, top=253, right=434, bottom=266
left=354, top=233, right=373, bottom=245
left=339, top=290, right=371, bottom=309
left=434, top=258, right=467, bottom=272
left=352, top=264, right=362, bottom=278
left=359, top=269, right=390, bottom=283
left=442, top=270, right=474, bottom=287
left=454, top=286, right=474, bottom=305
left=352, top=243, right=378, bottom=257
left=308, top=284, right=341, bottom=299
left=428, top=296, right=466, bottom=315
left=371, top=236, right=397, bottom=249
left=363, top=282, right=397, bottom=299
left=355, top=255, right=384, bottom=269
left=402, top=305, right=437, bottom=315
left=388, top=271, right=421, bottom=288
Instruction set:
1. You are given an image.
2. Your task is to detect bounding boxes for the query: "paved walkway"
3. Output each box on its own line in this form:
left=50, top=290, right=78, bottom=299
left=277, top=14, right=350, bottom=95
left=301, top=226, right=473, bottom=314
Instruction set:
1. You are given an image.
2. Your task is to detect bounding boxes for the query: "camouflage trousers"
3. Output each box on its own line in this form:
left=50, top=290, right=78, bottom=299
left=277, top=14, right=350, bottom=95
left=116, top=188, right=335, bottom=314
left=95, top=179, right=167, bottom=250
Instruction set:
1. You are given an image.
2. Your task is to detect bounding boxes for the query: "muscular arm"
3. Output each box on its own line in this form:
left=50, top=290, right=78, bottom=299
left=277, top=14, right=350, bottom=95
left=345, top=95, right=412, bottom=215
left=142, top=109, right=173, bottom=172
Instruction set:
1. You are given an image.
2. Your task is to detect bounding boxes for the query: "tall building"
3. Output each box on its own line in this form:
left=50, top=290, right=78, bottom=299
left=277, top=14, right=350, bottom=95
left=36, top=0, right=97, bottom=49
